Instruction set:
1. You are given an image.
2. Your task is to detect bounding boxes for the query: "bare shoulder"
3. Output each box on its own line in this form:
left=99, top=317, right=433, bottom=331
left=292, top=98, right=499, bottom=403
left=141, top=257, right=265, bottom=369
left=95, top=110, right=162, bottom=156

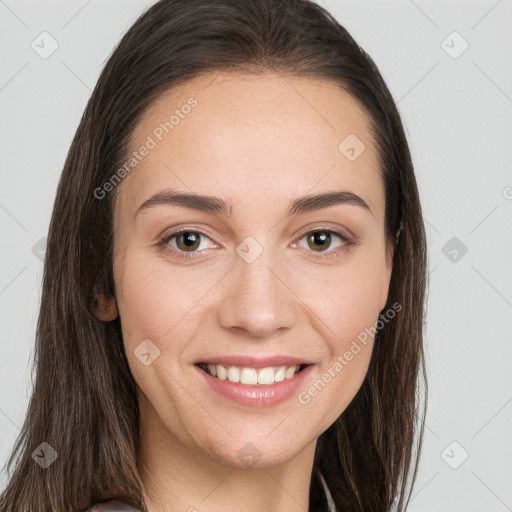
left=88, top=498, right=143, bottom=511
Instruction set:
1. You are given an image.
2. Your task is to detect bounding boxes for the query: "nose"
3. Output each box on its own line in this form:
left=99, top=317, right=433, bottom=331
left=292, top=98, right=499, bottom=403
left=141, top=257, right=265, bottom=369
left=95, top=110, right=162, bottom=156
left=216, top=248, right=298, bottom=338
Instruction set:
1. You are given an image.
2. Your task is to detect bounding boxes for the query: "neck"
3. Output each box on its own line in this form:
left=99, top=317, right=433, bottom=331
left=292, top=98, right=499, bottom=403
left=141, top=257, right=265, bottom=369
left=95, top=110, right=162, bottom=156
left=136, top=392, right=317, bottom=512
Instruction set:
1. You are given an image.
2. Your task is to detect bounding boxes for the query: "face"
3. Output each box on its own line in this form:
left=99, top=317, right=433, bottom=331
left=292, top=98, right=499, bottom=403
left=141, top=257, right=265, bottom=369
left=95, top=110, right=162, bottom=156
left=111, top=71, right=393, bottom=470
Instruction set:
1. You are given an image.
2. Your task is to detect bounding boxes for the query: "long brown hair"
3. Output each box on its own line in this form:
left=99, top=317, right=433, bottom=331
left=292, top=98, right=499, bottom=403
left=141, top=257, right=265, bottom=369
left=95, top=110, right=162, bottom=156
left=0, top=1, right=427, bottom=510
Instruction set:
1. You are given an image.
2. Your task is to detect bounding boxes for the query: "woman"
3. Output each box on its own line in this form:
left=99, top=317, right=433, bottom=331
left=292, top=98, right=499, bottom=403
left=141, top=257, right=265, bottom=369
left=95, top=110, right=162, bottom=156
left=0, top=0, right=428, bottom=511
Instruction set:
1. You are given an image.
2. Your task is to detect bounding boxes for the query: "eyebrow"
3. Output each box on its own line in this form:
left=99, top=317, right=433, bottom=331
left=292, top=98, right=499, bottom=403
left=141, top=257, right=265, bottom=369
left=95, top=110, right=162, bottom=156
left=135, top=188, right=373, bottom=219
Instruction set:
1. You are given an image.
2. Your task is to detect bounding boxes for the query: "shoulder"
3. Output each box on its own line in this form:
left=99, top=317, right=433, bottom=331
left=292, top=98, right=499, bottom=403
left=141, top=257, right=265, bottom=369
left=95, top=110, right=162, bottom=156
left=88, top=498, right=143, bottom=511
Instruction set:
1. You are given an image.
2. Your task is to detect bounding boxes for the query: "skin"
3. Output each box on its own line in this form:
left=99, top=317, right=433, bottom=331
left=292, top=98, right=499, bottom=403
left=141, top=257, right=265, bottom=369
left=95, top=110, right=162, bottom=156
left=110, top=71, right=393, bottom=512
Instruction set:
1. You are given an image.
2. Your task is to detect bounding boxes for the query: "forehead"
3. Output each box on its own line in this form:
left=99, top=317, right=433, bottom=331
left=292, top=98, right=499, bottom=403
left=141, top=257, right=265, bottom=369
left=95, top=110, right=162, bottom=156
left=117, top=71, right=383, bottom=220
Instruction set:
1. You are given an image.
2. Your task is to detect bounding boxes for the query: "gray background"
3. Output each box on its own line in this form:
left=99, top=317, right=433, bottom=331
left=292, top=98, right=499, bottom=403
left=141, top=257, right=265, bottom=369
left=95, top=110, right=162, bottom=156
left=1, top=0, right=511, bottom=510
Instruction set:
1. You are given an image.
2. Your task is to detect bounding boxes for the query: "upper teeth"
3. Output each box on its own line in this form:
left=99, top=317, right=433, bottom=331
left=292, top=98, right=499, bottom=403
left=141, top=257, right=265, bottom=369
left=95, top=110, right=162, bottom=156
left=205, top=364, right=301, bottom=385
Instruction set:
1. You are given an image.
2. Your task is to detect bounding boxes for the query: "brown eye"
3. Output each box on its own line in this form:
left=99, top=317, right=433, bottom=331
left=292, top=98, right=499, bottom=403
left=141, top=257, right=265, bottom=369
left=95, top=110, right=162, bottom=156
left=175, top=231, right=202, bottom=252
left=160, top=228, right=218, bottom=260
left=293, top=229, right=352, bottom=260
left=306, top=231, right=334, bottom=252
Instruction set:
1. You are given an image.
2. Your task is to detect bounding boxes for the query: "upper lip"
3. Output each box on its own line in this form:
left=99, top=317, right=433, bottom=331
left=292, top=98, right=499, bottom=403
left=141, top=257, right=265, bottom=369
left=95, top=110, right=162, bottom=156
left=195, top=354, right=314, bottom=368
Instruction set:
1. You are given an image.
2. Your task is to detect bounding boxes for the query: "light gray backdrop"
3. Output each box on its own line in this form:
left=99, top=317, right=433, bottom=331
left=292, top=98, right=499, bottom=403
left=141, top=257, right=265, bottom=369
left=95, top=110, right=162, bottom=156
left=1, top=1, right=511, bottom=510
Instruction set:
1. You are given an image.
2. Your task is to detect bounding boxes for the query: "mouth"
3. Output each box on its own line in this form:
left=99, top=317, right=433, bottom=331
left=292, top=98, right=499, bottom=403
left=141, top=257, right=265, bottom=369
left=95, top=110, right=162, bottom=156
left=195, top=362, right=311, bottom=386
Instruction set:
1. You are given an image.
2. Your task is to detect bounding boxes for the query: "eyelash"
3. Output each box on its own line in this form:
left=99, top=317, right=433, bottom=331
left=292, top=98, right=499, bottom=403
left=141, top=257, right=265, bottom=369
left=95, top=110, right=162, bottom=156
left=159, top=227, right=354, bottom=261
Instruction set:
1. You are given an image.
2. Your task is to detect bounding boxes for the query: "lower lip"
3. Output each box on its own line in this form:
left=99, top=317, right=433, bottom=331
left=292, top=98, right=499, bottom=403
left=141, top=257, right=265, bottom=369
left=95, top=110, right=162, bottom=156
left=194, top=364, right=314, bottom=408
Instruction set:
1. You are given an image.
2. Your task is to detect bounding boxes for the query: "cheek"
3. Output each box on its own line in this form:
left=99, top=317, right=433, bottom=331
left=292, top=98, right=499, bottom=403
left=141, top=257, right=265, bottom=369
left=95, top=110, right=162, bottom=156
left=114, top=252, right=208, bottom=398
left=311, top=273, right=379, bottom=368
left=114, top=251, right=189, bottom=348
left=292, top=252, right=385, bottom=418
left=302, top=252, right=385, bottom=345
left=114, top=249, right=227, bottom=355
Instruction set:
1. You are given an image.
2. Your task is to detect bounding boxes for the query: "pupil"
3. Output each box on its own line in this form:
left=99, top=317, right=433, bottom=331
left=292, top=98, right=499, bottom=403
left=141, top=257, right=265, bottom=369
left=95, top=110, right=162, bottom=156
left=308, top=231, right=330, bottom=252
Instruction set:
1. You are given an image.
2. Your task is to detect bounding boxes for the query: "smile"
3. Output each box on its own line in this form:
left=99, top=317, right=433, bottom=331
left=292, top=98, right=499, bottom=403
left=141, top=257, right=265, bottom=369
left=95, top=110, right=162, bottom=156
left=194, top=361, right=315, bottom=407
left=196, top=362, right=309, bottom=385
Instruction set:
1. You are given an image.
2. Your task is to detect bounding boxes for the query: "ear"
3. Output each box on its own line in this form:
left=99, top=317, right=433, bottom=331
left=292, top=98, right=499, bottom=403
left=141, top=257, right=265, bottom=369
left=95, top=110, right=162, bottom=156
left=93, top=293, right=119, bottom=322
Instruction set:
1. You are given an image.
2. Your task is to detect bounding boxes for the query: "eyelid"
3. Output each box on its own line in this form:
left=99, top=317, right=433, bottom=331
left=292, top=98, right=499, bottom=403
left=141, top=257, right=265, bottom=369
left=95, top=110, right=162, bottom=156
left=294, top=223, right=353, bottom=242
